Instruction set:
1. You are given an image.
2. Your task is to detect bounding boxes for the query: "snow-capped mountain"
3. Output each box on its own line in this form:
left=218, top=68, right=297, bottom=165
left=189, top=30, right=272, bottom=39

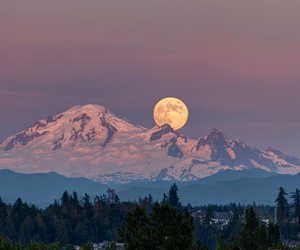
left=1, top=104, right=300, bottom=183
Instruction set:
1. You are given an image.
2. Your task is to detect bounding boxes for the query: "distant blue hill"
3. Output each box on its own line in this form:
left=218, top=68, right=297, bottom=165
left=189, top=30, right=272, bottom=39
left=178, top=173, right=300, bottom=205
left=0, top=169, right=108, bottom=207
left=189, top=168, right=278, bottom=185
left=111, top=169, right=298, bottom=205
left=0, top=169, right=298, bottom=206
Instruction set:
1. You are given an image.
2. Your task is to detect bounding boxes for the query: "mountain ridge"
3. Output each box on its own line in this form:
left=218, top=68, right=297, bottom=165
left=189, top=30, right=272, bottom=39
left=1, top=104, right=300, bottom=183
left=0, top=169, right=297, bottom=206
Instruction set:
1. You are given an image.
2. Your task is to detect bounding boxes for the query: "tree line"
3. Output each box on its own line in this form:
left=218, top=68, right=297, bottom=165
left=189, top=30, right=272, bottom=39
left=0, top=188, right=133, bottom=248
left=0, top=185, right=299, bottom=249
left=120, top=185, right=293, bottom=250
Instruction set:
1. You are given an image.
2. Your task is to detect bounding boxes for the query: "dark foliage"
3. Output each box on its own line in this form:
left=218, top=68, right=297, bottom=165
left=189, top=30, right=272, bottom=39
left=0, top=189, right=135, bottom=247
left=119, top=194, right=202, bottom=249
left=0, top=185, right=299, bottom=249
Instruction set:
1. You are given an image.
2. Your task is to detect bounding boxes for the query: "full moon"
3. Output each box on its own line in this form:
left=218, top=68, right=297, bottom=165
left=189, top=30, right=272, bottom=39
left=153, top=97, right=189, bottom=130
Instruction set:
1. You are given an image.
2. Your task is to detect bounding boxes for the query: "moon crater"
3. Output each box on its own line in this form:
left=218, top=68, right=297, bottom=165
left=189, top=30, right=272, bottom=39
left=153, top=97, right=189, bottom=130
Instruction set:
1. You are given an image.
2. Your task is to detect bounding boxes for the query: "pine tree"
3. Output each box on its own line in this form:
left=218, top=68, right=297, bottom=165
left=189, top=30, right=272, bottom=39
left=257, top=224, right=267, bottom=250
left=69, top=192, right=80, bottom=220
left=61, top=191, right=70, bottom=214
left=76, top=218, right=91, bottom=244
left=267, top=223, right=280, bottom=247
left=291, top=188, right=300, bottom=230
left=81, top=193, right=94, bottom=242
left=55, top=220, right=69, bottom=245
left=119, top=206, right=153, bottom=250
left=161, top=193, right=168, bottom=204
left=34, top=213, right=48, bottom=243
left=168, top=184, right=180, bottom=208
left=11, top=198, right=29, bottom=231
left=275, top=187, right=289, bottom=225
left=106, top=189, right=118, bottom=204
left=0, top=197, right=7, bottom=233
left=6, top=215, right=17, bottom=242
left=148, top=194, right=153, bottom=205
left=240, top=207, right=259, bottom=250
left=151, top=203, right=195, bottom=250
left=225, top=207, right=242, bottom=240
left=19, top=216, right=34, bottom=245
left=82, top=193, right=93, bottom=220
left=120, top=202, right=199, bottom=250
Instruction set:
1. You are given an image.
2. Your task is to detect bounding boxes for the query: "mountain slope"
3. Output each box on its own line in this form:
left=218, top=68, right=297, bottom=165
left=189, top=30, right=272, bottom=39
left=1, top=104, right=300, bottom=183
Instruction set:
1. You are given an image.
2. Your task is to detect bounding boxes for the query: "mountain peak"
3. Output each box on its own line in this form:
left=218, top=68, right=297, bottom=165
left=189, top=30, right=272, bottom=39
left=265, top=147, right=300, bottom=166
left=207, top=128, right=227, bottom=140
left=194, top=129, right=282, bottom=170
left=266, top=147, right=283, bottom=154
left=65, top=104, right=109, bottom=115
left=0, top=103, right=144, bottom=152
left=210, top=128, right=223, bottom=134
left=149, top=124, right=174, bottom=142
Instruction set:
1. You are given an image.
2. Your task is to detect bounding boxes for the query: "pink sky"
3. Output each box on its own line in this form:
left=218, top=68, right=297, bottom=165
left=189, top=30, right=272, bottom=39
left=1, top=0, right=300, bottom=155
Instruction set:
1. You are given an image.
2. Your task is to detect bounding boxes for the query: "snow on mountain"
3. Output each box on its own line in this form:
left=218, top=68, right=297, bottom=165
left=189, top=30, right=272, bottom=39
left=1, top=104, right=300, bottom=183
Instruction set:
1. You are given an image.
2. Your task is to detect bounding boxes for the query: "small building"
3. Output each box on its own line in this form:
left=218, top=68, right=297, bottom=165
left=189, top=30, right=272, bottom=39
left=92, top=241, right=125, bottom=250
left=282, top=239, right=300, bottom=248
left=74, top=242, right=124, bottom=250
left=212, top=212, right=232, bottom=229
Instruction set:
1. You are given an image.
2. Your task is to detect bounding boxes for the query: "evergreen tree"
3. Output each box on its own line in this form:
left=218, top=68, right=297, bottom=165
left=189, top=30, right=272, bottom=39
left=82, top=193, right=93, bottom=220
left=61, top=191, right=70, bottom=213
left=34, top=213, right=48, bottom=243
left=224, top=207, right=242, bottom=240
left=161, top=193, right=168, bottom=204
left=119, top=206, right=153, bottom=250
left=291, top=188, right=300, bottom=230
left=55, top=220, right=69, bottom=245
left=275, top=187, right=289, bottom=225
left=120, top=201, right=199, bottom=250
left=168, top=184, right=180, bottom=207
left=257, top=224, right=267, bottom=250
left=72, top=191, right=79, bottom=205
left=148, top=194, right=153, bottom=205
left=19, top=216, right=34, bottom=245
left=151, top=203, right=196, bottom=250
left=267, top=223, right=280, bottom=247
left=0, top=197, right=7, bottom=234
left=6, top=215, right=17, bottom=241
left=11, top=198, right=29, bottom=231
left=76, top=218, right=91, bottom=244
left=106, top=189, right=119, bottom=204
left=240, top=207, right=259, bottom=250
left=69, top=192, right=80, bottom=221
